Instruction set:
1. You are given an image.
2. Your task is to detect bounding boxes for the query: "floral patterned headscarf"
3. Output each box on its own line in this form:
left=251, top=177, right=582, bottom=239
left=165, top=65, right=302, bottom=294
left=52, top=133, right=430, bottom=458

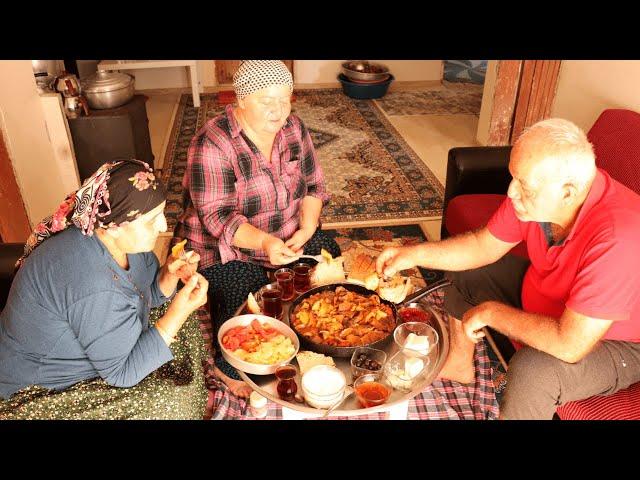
left=15, top=159, right=167, bottom=271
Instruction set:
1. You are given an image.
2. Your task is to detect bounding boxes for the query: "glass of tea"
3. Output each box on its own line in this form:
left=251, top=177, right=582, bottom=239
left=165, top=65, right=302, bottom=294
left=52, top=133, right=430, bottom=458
left=275, top=268, right=295, bottom=301
left=353, top=372, right=391, bottom=409
left=274, top=364, right=298, bottom=402
left=293, top=263, right=312, bottom=293
left=256, top=283, right=283, bottom=319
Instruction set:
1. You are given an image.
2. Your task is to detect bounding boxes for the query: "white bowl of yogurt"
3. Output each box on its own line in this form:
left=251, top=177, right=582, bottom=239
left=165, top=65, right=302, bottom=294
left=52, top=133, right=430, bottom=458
left=301, top=365, right=347, bottom=409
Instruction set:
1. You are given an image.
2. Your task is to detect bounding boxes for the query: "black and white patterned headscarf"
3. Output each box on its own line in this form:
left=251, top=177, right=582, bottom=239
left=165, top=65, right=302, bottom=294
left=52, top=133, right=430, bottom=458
left=233, top=60, right=293, bottom=100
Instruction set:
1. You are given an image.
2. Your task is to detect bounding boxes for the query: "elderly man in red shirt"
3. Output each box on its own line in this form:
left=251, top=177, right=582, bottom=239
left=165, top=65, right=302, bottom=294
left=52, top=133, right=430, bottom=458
left=377, top=118, right=640, bottom=419
left=175, top=61, right=340, bottom=397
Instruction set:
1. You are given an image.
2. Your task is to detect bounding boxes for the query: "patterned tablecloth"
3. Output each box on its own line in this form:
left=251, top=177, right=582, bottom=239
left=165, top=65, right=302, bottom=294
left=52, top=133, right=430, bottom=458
left=200, top=290, right=499, bottom=420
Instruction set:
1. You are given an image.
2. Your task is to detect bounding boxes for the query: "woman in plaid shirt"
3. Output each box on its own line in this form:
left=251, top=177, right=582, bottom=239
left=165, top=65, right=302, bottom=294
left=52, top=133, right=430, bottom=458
left=175, top=61, right=340, bottom=397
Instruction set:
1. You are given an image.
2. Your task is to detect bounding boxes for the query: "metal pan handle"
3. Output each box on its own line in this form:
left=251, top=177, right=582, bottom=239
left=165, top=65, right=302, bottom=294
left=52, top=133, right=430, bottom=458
left=401, top=278, right=451, bottom=306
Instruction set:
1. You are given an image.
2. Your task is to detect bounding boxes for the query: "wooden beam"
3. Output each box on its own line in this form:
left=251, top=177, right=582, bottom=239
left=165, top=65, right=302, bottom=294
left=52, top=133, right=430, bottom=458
left=511, top=60, right=536, bottom=143
left=0, top=129, right=31, bottom=242
left=487, top=60, right=523, bottom=146
left=511, top=60, right=562, bottom=142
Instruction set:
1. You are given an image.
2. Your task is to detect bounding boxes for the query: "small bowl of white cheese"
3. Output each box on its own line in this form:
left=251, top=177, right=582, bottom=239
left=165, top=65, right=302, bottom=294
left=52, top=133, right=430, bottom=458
left=393, top=322, right=439, bottom=357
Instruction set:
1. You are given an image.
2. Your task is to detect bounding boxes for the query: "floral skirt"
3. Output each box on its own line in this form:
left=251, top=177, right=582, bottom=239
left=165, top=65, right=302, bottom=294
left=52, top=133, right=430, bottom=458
left=0, top=302, right=209, bottom=420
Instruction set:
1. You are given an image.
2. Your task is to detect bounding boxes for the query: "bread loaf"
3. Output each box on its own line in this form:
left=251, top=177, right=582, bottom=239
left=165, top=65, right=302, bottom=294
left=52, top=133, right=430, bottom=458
left=346, top=252, right=414, bottom=303
left=347, top=253, right=378, bottom=288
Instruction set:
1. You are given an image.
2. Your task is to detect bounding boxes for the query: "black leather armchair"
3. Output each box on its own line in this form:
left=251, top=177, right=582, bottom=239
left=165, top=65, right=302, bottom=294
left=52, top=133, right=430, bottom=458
left=441, top=146, right=513, bottom=239
left=0, top=243, right=23, bottom=310
left=440, top=146, right=519, bottom=364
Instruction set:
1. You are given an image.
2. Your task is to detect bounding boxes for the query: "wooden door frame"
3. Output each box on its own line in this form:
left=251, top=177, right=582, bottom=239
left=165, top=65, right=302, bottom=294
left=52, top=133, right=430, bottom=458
left=0, top=128, right=31, bottom=242
left=486, top=60, right=562, bottom=145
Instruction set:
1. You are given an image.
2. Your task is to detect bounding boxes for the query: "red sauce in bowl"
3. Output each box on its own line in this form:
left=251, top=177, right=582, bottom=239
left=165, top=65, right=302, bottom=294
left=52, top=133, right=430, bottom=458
left=355, top=381, right=391, bottom=408
left=399, top=307, right=431, bottom=324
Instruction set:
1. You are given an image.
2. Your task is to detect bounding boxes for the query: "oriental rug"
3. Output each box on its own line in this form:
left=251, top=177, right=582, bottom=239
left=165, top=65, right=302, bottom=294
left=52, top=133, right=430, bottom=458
left=161, top=89, right=444, bottom=232
left=375, top=83, right=484, bottom=116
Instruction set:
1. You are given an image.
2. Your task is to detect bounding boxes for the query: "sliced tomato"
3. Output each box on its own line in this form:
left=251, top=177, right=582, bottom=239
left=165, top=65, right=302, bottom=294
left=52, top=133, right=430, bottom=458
left=251, top=319, right=265, bottom=334
left=226, top=326, right=244, bottom=337
left=226, top=337, right=241, bottom=351
left=258, top=327, right=276, bottom=338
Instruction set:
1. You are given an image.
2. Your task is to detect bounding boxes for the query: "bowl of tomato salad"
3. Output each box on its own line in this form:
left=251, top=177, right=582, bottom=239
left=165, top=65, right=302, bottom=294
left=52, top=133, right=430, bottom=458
left=218, top=314, right=300, bottom=375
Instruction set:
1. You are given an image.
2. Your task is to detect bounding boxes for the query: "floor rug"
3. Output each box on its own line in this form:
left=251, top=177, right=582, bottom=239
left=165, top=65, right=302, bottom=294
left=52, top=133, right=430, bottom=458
left=443, top=60, right=488, bottom=84
left=375, top=83, right=484, bottom=116
left=161, top=89, right=444, bottom=232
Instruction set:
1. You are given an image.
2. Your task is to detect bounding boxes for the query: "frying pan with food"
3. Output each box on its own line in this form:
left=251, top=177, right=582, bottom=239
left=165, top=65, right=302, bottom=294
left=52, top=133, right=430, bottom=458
left=288, top=279, right=450, bottom=358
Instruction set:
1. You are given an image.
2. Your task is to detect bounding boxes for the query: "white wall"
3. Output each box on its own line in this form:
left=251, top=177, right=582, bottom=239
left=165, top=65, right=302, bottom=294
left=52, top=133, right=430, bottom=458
left=129, top=60, right=216, bottom=89
left=551, top=60, right=640, bottom=131
left=294, top=60, right=443, bottom=84
left=131, top=60, right=443, bottom=89
left=0, top=60, right=69, bottom=226
left=476, top=60, right=498, bottom=145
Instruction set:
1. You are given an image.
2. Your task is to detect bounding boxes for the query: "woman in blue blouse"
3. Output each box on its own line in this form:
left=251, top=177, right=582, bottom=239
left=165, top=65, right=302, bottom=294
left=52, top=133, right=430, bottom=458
left=0, top=160, right=209, bottom=419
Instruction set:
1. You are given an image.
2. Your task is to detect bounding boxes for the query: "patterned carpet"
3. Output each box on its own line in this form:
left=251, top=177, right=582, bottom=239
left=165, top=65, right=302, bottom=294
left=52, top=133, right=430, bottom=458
left=443, top=60, right=488, bottom=84
left=375, top=84, right=484, bottom=116
left=161, top=89, right=444, bottom=232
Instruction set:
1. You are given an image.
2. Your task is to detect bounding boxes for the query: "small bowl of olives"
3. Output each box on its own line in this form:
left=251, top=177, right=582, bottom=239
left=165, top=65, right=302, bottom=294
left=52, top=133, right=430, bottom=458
left=350, top=347, right=387, bottom=381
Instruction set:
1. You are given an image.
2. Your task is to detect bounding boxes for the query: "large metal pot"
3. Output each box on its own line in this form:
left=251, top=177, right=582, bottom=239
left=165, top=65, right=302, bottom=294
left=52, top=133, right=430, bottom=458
left=81, top=70, right=135, bottom=109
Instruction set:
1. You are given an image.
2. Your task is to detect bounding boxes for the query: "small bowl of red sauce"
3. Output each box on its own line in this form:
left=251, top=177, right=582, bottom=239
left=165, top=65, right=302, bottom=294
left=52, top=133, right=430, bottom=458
left=354, top=373, right=391, bottom=408
left=398, top=303, right=433, bottom=324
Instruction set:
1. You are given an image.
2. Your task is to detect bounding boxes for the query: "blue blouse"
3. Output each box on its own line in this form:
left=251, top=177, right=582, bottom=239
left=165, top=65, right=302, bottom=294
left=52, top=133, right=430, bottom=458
left=0, top=227, right=174, bottom=399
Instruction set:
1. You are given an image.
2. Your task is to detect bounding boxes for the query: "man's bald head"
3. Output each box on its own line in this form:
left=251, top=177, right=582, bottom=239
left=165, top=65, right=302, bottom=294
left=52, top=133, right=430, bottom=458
left=512, top=118, right=597, bottom=194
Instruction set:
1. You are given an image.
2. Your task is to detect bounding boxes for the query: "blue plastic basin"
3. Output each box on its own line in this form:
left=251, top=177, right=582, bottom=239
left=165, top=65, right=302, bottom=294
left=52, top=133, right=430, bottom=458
left=338, top=73, right=394, bottom=100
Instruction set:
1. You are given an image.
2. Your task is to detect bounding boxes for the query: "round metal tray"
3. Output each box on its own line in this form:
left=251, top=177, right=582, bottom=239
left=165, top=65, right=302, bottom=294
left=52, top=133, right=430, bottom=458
left=341, top=61, right=390, bottom=82
left=233, top=289, right=449, bottom=417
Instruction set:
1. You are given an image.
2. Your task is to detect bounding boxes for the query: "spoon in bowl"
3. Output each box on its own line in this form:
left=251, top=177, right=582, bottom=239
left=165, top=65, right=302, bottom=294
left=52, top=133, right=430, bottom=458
left=321, top=386, right=355, bottom=418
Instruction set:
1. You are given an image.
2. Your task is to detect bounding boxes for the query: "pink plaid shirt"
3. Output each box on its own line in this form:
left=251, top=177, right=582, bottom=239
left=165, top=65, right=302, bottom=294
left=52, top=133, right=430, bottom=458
left=175, top=105, right=330, bottom=269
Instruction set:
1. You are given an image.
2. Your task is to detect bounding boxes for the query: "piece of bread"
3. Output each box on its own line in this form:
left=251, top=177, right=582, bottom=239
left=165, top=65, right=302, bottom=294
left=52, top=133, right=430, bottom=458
left=378, top=274, right=413, bottom=304
left=346, top=252, right=413, bottom=301
left=171, top=239, right=188, bottom=259
left=296, top=351, right=336, bottom=375
left=247, top=292, right=262, bottom=314
left=347, top=253, right=378, bottom=289
left=311, top=251, right=346, bottom=286
left=174, top=251, right=196, bottom=282
left=364, top=272, right=379, bottom=291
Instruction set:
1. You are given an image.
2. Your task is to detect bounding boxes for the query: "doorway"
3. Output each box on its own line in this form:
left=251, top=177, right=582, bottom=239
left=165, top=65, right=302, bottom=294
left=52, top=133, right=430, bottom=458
left=215, top=61, right=294, bottom=85
left=443, top=60, right=488, bottom=85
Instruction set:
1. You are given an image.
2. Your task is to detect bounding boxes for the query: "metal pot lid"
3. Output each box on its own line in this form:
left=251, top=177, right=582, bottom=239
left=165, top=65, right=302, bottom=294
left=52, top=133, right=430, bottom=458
left=82, top=70, right=134, bottom=93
